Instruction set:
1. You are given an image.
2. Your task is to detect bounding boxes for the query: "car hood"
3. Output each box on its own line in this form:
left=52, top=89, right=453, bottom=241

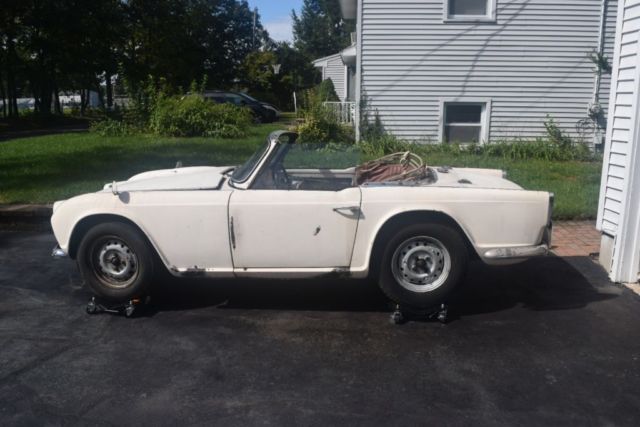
left=103, top=166, right=233, bottom=193
left=432, top=167, right=522, bottom=190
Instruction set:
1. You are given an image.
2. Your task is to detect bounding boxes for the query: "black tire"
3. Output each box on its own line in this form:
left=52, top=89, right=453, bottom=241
left=77, top=222, right=155, bottom=301
left=378, top=223, right=468, bottom=309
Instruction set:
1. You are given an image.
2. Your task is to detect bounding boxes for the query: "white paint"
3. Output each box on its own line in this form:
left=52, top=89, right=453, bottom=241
left=51, top=133, right=553, bottom=279
left=597, top=0, right=640, bottom=284
left=229, top=188, right=362, bottom=268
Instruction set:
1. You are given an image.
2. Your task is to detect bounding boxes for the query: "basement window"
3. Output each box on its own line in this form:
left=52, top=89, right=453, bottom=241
left=445, top=0, right=496, bottom=22
left=443, top=103, right=488, bottom=144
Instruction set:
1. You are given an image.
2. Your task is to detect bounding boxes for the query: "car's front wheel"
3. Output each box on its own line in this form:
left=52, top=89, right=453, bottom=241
left=77, top=222, right=155, bottom=301
left=378, top=223, right=468, bottom=309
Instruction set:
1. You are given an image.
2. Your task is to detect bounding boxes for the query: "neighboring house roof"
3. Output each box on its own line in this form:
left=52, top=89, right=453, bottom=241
left=312, top=44, right=357, bottom=68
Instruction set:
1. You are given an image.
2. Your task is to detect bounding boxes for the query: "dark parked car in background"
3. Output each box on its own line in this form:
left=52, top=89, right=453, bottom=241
left=204, top=91, right=277, bottom=123
left=236, top=92, right=282, bottom=119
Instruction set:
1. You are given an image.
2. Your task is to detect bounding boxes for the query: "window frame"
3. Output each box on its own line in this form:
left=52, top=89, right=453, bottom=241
left=443, top=0, right=497, bottom=23
left=438, top=99, right=492, bottom=144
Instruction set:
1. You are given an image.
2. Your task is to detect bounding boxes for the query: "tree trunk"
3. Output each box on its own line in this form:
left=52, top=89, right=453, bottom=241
left=52, top=68, right=62, bottom=115
left=105, top=72, right=113, bottom=109
left=39, top=86, right=52, bottom=116
left=0, top=69, right=6, bottom=119
left=6, top=37, right=18, bottom=118
left=97, top=83, right=105, bottom=109
left=54, top=90, right=62, bottom=115
left=80, top=89, right=87, bottom=116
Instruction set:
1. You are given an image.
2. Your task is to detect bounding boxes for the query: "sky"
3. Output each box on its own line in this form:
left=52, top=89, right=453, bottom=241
left=246, top=0, right=303, bottom=43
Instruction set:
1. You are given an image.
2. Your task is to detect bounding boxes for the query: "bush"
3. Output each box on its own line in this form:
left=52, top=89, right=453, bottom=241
left=543, top=115, right=573, bottom=149
left=359, top=105, right=597, bottom=161
left=90, top=118, right=135, bottom=137
left=414, top=140, right=596, bottom=162
left=296, top=113, right=354, bottom=143
left=316, top=79, right=340, bottom=102
left=149, top=94, right=252, bottom=138
left=294, top=81, right=354, bottom=144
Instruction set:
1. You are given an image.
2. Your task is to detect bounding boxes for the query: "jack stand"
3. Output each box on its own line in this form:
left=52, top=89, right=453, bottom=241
left=85, top=296, right=150, bottom=318
left=389, top=303, right=449, bottom=325
left=390, top=305, right=405, bottom=325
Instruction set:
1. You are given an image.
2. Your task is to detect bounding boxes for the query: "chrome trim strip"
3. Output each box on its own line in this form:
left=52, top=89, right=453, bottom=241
left=52, top=245, right=67, bottom=258
left=484, top=245, right=549, bottom=259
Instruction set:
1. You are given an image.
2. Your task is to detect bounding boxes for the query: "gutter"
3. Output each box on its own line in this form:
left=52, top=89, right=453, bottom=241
left=355, top=0, right=363, bottom=142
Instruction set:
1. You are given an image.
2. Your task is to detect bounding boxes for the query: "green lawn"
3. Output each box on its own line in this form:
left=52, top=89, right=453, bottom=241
left=0, top=122, right=284, bottom=205
left=0, top=125, right=602, bottom=220
left=415, top=153, right=602, bottom=220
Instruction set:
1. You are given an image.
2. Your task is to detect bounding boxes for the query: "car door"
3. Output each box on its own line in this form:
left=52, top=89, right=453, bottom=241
left=228, top=187, right=362, bottom=269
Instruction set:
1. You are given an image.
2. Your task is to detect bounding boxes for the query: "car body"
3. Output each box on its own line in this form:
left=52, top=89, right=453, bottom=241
left=235, top=92, right=282, bottom=119
left=203, top=91, right=277, bottom=123
left=51, top=131, right=553, bottom=308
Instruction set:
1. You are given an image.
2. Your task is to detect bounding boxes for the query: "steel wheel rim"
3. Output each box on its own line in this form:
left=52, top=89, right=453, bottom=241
left=90, top=236, right=139, bottom=289
left=391, top=236, right=451, bottom=293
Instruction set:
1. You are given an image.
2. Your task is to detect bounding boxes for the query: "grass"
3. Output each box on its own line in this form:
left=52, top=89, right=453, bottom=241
left=414, top=152, right=602, bottom=220
left=0, top=122, right=284, bottom=204
left=0, top=125, right=602, bottom=220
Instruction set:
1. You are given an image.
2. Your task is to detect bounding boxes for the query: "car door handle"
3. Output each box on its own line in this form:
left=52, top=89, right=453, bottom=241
left=333, top=206, right=360, bottom=215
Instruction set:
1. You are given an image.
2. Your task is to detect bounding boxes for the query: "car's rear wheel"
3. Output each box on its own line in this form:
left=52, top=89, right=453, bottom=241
left=77, top=222, right=154, bottom=301
left=378, top=223, right=468, bottom=309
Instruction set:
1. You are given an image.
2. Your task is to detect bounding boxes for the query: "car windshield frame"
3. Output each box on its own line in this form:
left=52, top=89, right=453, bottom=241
left=230, top=140, right=271, bottom=184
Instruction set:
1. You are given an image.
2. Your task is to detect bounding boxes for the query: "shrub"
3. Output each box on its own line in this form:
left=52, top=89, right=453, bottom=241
left=316, top=79, right=340, bottom=102
left=413, top=140, right=596, bottom=162
left=149, top=94, right=252, bottom=138
left=543, top=115, right=573, bottom=149
left=294, top=81, right=354, bottom=144
left=359, top=105, right=597, bottom=161
left=90, top=118, right=135, bottom=137
left=296, top=113, right=354, bottom=143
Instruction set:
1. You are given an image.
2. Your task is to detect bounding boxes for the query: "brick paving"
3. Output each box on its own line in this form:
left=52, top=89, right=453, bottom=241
left=551, top=221, right=601, bottom=257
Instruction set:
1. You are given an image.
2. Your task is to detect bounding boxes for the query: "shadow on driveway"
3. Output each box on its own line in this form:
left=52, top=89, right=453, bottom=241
left=139, top=255, right=617, bottom=320
left=1, top=230, right=639, bottom=426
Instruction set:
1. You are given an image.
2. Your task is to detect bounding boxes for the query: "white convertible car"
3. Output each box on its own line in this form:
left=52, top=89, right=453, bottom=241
left=52, top=131, right=553, bottom=309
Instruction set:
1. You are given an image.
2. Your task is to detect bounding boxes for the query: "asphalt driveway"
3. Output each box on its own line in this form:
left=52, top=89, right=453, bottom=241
left=1, top=230, right=640, bottom=426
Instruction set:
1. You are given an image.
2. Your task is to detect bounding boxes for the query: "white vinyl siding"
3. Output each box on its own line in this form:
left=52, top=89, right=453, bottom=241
left=598, top=0, right=640, bottom=234
left=360, top=0, right=617, bottom=142
left=314, top=53, right=348, bottom=101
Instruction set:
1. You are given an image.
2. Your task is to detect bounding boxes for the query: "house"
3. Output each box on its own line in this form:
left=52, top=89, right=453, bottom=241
left=327, top=0, right=617, bottom=143
left=597, top=0, right=640, bottom=285
left=312, top=52, right=355, bottom=102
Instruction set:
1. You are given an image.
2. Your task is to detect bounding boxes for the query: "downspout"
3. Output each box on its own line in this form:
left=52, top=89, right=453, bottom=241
left=593, top=0, right=608, bottom=106
left=589, top=0, right=609, bottom=147
left=355, top=0, right=363, bottom=142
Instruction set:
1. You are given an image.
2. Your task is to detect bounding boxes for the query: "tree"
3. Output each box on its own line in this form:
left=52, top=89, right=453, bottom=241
left=0, top=0, right=28, bottom=117
left=292, top=0, right=354, bottom=60
left=122, top=0, right=269, bottom=93
left=241, top=50, right=278, bottom=93
left=0, top=0, right=273, bottom=118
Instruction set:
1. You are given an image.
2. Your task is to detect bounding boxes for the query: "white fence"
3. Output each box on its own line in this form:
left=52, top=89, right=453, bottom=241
left=323, top=101, right=356, bottom=124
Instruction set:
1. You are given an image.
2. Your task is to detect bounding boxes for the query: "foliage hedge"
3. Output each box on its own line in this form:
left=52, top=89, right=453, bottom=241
left=294, top=81, right=354, bottom=144
left=90, top=78, right=253, bottom=138
left=149, top=95, right=252, bottom=138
